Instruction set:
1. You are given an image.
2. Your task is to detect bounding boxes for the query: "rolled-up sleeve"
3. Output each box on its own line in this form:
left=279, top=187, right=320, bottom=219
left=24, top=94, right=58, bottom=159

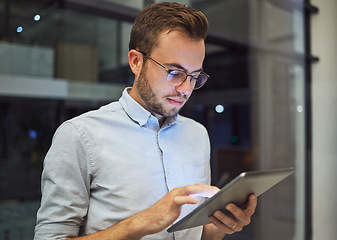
left=34, top=122, right=92, bottom=240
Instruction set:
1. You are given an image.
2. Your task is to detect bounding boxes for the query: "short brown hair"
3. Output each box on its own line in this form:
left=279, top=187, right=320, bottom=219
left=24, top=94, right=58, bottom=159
left=129, top=2, right=208, bottom=55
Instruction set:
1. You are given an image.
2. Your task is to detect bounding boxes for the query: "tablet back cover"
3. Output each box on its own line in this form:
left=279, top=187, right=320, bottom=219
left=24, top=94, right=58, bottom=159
left=167, top=167, right=294, bottom=232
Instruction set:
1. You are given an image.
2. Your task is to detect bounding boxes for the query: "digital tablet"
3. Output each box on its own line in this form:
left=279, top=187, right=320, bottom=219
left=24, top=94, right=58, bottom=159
left=167, top=167, right=294, bottom=232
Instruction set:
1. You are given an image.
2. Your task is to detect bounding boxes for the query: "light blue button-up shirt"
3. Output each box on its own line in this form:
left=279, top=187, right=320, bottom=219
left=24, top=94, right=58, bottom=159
left=35, top=88, right=211, bottom=240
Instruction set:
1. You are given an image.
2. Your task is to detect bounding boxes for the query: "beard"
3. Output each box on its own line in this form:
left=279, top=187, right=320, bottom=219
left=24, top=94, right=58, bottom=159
left=135, top=65, right=188, bottom=118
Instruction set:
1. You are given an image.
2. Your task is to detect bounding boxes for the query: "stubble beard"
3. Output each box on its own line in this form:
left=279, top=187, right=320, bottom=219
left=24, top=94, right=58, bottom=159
left=135, top=66, right=187, bottom=118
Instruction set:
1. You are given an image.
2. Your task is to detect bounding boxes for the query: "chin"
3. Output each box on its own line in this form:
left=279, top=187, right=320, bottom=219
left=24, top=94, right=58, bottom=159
left=166, top=109, right=181, bottom=118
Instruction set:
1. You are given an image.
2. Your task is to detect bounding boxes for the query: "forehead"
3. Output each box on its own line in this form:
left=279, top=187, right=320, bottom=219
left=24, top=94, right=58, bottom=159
left=152, top=30, right=205, bottom=71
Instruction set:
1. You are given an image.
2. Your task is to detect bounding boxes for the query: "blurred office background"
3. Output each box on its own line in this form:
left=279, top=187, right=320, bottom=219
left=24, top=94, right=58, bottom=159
left=0, top=0, right=336, bottom=239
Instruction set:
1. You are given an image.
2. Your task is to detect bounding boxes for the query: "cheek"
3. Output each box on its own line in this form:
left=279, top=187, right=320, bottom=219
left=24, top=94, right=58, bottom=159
left=143, top=68, right=182, bottom=98
left=148, top=76, right=170, bottom=95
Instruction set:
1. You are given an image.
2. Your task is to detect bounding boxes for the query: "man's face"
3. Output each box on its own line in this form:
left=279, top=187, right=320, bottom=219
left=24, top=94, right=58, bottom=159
left=134, top=30, right=205, bottom=122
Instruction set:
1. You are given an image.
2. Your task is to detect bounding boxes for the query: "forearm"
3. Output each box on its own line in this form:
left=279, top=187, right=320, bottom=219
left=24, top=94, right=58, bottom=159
left=201, top=224, right=226, bottom=240
left=67, top=185, right=220, bottom=240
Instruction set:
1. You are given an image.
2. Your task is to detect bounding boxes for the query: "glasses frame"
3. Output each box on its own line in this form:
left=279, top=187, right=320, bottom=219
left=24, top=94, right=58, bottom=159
left=138, top=50, right=209, bottom=90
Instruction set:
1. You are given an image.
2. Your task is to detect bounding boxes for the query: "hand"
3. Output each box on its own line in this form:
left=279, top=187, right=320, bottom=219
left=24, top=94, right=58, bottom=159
left=130, top=184, right=219, bottom=238
left=207, top=194, right=257, bottom=237
left=70, top=184, right=220, bottom=240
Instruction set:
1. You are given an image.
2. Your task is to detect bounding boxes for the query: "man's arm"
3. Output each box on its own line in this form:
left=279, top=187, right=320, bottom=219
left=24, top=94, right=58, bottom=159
left=201, top=194, right=257, bottom=240
left=67, top=184, right=219, bottom=240
left=69, top=187, right=257, bottom=240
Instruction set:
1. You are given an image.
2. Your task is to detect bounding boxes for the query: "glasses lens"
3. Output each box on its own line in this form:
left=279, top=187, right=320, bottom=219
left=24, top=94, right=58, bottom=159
left=167, top=70, right=209, bottom=89
left=167, top=70, right=186, bottom=85
left=194, top=74, right=208, bottom=89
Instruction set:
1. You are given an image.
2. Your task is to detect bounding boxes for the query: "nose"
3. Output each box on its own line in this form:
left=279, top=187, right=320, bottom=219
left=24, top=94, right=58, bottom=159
left=175, top=75, right=193, bottom=96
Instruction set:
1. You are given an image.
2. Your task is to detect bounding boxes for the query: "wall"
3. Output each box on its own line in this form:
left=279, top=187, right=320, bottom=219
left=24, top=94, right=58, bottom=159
left=311, top=0, right=337, bottom=239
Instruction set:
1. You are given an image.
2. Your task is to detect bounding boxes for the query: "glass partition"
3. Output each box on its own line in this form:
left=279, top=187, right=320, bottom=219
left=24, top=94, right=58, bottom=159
left=0, top=1, right=307, bottom=239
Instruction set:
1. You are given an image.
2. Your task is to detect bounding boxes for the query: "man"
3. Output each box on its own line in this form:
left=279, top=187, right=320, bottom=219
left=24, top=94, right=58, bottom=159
left=35, top=2, right=257, bottom=240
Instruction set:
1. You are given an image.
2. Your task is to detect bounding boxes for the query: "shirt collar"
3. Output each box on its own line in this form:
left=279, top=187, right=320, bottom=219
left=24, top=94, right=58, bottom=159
left=119, top=87, right=178, bottom=128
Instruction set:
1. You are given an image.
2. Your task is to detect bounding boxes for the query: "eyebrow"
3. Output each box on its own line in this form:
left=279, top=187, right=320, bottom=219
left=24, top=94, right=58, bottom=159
left=165, top=63, right=204, bottom=74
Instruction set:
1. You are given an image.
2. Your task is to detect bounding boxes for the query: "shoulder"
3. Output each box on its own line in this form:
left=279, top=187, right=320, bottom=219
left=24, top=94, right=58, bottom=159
left=54, top=101, right=123, bottom=137
left=68, top=101, right=122, bottom=124
left=76, top=101, right=122, bottom=119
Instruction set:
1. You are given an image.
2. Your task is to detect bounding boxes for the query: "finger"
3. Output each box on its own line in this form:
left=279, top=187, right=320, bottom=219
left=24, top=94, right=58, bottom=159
left=209, top=215, right=236, bottom=234
left=225, top=196, right=256, bottom=226
left=183, top=184, right=220, bottom=198
left=173, top=196, right=199, bottom=206
left=213, top=210, right=242, bottom=231
left=244, top=194, right=257, bottom=216
left=224, top=203, right=249, bottom=226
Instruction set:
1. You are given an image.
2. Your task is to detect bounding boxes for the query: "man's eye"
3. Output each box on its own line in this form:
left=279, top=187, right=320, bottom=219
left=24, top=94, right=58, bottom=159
left=169, top=71, right=185, bottom=78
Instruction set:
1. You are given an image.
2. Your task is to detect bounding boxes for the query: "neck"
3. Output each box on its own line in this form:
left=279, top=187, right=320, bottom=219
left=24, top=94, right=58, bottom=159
left=129, top=87, right=166, bottom=127
left=158, top=117, right=165, bottom=128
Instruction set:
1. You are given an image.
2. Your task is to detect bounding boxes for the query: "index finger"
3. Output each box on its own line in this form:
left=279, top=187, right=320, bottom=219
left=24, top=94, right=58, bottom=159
left=182, top=184, right=220, bottom=198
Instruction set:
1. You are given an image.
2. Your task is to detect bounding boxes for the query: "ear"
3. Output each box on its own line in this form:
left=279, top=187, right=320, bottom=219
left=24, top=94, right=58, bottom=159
left=128, top=49, right=143, bottom=77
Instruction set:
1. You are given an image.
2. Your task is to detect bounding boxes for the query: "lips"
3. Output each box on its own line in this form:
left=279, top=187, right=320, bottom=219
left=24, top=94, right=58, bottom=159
left=167, top=97, right=185, bottom=107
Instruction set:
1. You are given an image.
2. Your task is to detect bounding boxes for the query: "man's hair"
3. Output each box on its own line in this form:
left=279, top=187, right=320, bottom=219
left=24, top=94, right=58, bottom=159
left=129, top=2, right=208, bottom=55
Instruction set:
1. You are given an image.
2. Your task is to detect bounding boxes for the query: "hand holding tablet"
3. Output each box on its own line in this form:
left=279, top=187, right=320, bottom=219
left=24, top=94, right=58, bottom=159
left=168, top=167, right=294, bottom=232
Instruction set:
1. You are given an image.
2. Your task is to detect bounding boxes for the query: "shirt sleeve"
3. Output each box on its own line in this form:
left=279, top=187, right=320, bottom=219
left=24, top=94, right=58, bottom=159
left=34, top=121, right=92, bottom=240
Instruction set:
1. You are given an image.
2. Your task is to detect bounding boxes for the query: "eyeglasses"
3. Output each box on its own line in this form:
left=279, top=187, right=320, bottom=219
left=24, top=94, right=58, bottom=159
left=138, top=51, right=209, bottom=90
